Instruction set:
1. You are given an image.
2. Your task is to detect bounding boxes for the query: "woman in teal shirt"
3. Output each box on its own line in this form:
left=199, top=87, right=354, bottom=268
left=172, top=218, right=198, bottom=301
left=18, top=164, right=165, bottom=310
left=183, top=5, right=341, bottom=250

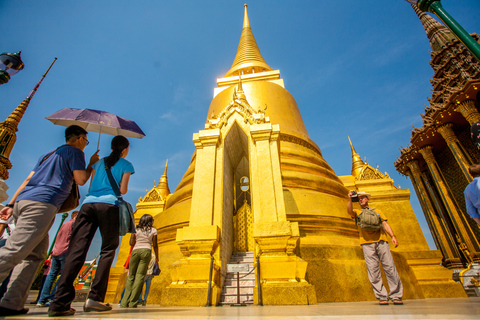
left=49, top=135, right=134, bottom=316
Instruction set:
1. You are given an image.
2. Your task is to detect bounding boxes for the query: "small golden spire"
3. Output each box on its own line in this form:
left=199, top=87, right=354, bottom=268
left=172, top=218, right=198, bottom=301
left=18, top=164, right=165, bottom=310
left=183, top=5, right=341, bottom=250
left=243, top=4, right=250, bottom=29
left=235, top=74, right=247, bottom=102
left=225, top=4, right=273, bottom=77
left=348, top=136, right=365, bottom=179
left=0, top=58, right=57, bottom=180
left=157, top=159, right=171, bottom=199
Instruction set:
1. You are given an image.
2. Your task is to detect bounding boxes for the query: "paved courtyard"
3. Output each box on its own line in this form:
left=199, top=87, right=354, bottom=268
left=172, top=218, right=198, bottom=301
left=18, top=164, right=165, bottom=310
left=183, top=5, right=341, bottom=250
left=4, top=297, right=479, bottom=320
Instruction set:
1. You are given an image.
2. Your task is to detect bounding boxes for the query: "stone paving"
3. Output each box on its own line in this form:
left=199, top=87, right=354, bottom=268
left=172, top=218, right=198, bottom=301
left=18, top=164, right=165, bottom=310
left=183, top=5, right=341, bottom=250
left=4, top=297, right=480, bottom=320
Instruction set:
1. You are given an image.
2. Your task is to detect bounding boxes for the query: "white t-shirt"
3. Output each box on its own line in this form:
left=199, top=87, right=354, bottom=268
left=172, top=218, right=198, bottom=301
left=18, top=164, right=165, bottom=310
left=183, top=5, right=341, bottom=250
left=133, top=227, right=157, bottom=250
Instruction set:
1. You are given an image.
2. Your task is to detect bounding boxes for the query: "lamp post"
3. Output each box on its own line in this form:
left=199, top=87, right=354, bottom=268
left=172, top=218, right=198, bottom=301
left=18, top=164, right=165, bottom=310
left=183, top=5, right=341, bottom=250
left=0, top=51, right=25, bottom=85
left=406, top=0, right=480, bottom=61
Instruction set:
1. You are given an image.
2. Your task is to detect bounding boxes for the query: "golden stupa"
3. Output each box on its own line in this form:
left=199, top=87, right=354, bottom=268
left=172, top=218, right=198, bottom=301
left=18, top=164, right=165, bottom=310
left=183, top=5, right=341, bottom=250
left=107, top=5, right=466, bottom=305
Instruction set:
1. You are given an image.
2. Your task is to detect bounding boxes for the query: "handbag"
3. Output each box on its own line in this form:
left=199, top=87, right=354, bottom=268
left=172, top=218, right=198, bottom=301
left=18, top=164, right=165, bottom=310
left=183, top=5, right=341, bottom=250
left=105, top=166, right=136, bottom=236
left=152, top=261, right=161, bottom=276
left=40, top=146, right=80, bottom=213
left=59, top=182, right=79, bottom=212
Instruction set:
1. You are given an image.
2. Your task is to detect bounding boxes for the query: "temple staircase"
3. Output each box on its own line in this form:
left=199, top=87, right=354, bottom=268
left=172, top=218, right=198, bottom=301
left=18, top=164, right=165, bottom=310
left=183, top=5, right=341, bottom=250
left=219, top=252, right=255, bottom=305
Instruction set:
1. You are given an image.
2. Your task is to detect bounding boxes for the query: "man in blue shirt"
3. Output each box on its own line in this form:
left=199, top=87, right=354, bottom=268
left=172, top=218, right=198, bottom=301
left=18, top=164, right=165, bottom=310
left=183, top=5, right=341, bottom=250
left=0, top=125, right=99, bottom=316
left=464, top=164, right=480, bottom=226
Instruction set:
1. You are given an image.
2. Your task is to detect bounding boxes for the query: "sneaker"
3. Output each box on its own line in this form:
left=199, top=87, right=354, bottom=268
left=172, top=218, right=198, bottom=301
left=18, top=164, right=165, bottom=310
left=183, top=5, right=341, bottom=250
left=48, top=308, right=75, bottom=317
left=36, top=302, right=48, bottom=307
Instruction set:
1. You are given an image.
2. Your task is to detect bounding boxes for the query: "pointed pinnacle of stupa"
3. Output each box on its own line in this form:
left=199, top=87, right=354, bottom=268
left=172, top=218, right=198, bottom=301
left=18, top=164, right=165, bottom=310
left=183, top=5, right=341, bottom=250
left=157, top=159, right=171, bottom=199
left=234, top=74, right=248, bottom=102
left=0, top=58, right=57, bottom=180
left=411, top=4, right=456, bottom=52
left=348, top=136, right=364, bottom=179
left=224, top=4, right=273, bottom=77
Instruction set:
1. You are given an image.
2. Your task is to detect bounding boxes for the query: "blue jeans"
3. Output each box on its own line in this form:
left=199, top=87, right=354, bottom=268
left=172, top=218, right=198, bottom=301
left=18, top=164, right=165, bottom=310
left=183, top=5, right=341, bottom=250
left=138, top=274, right=153, bottom=304
left=38, top=253, right=66, bottom=303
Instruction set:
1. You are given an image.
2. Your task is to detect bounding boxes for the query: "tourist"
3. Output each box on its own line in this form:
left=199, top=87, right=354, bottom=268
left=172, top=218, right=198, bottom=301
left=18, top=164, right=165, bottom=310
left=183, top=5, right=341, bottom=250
left=36, top=210, right=78, bottom=307
left=48, top=135, right=134, bottom=317
left=0, top=125, right=98, bottom=317
left=464, top=164, right=480, bottom=226
left=347, top=191, right=403, bottom=305
left=120, top=214, right=158, bottom=308
left=137, top=252, right=156, bottom=306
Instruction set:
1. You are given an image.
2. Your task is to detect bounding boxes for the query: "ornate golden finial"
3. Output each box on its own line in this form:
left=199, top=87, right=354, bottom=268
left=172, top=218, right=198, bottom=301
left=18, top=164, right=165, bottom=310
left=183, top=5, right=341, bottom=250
left=243, top=4, right=250, bottom=29
left=224, top=4, right=273, bottom=77
left=157, top=159, right=171, bottom=199
left=235, top=74, right=247, bottom=102
left=0, top=58, right=57, bottom=180
left=348, top=136, right=364, bottom=179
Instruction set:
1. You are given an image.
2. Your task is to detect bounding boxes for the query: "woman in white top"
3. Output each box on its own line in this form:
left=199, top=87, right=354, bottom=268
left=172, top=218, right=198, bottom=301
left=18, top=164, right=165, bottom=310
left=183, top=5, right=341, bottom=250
left=120, top=214, right=158, bottom=308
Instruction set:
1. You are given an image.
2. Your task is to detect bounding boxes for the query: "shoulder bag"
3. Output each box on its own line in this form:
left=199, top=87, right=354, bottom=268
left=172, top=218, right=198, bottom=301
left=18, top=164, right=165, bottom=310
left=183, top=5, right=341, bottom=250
left=40, top=146, right=80, bottom=213
left=105, top=166, right=136, bottom=236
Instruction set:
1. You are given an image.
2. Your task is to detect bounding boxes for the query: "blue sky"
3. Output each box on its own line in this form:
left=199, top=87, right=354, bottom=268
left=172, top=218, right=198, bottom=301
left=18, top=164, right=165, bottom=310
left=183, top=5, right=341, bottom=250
left=2, top=0, right=480, bottom=261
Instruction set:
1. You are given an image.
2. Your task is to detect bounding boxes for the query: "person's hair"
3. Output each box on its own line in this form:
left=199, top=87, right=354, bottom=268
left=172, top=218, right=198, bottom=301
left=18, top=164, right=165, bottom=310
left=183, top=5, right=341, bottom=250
left=104, top=135, right=129, bottom=169
left=136, top=214, right=154, bottom=233
left=65, top=125, right=87, bottom=142
left=71, top=210, right=79, bottom=219
left=469, top=164, right=480, bottom=177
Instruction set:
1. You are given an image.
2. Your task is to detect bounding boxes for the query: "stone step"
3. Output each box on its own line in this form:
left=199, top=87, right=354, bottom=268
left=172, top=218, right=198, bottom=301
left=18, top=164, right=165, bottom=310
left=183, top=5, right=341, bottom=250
left=224, top=278, right=255, bottom=286
left=219, top=294, right=254, bottom=304
left=225, top=272, right=255, bottom=278
left=222, top=287, right=254, bottom=295
left=220, top=252, right=256, bottom=305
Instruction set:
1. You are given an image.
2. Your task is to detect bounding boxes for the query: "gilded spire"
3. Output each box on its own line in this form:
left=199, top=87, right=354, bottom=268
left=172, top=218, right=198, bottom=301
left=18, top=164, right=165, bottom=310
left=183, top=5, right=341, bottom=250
left=348, top=136, right=364, bottom=179
left=224, top=4, right=273, bottom=77
left=0, top=58, right=57, bottom=180
left=157, top=159, right=171, bottom=199
left=412, top=4, right=456, bottom=52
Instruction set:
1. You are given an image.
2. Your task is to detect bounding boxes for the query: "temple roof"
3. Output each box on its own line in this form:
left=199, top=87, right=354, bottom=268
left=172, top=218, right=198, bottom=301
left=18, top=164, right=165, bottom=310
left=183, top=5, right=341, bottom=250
left=224, top=4, right=273, bottom=77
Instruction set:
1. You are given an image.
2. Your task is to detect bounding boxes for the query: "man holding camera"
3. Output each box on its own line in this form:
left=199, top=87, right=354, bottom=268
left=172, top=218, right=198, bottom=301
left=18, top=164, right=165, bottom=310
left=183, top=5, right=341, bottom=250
left=347, top=191, right=403, bottom=305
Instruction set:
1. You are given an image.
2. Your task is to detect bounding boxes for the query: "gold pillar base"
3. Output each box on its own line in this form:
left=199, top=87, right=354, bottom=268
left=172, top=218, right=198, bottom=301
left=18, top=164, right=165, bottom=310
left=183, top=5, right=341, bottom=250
left=403, top=250, right=467, bottom=299
left=255, top=282, right=317, bottom=305
left=162, top=225, right=221, bottom=306
left=104, top=266, right=124, bottom=303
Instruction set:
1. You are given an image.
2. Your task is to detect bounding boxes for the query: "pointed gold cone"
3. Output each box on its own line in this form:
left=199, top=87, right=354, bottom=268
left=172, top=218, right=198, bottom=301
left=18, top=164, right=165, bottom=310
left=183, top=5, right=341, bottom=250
left=225, top=4, right=273, bottom=77
left=157, top=159, right=171, bottom=199
left=348, top=136, right=364, bottom=179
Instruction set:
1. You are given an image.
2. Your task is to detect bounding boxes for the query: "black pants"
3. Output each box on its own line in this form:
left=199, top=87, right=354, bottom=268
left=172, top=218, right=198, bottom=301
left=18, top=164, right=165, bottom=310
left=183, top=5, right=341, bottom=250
left=49, top=203, right=119, bottom=311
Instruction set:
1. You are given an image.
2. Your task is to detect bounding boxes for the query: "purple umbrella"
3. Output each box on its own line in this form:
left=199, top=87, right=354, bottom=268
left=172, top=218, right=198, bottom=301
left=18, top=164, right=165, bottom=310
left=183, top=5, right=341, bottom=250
left=46, top=108, right=146, bottom=149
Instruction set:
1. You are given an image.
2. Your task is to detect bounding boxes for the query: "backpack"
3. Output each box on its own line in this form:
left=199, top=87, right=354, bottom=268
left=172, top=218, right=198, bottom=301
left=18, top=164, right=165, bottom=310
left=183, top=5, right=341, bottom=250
left=356, top=208, right=383, bottom=231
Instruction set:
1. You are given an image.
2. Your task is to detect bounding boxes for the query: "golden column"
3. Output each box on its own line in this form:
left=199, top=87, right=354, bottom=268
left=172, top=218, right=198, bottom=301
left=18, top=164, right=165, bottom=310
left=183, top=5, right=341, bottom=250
left=406, top=160, right=463, bottom=267
left=163, top=129, right=223, bottom=306
left=455, top=99, right=480, bottom=125
left=250, top=123, right=316, bottom=305
left=418, top=146, right=480, bottom=261
left=436, top=123, right=472, bottom=182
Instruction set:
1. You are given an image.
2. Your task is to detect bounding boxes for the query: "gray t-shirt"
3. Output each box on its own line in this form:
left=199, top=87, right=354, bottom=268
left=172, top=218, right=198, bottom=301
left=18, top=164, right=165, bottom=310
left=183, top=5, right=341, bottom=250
left=133, top=227, right=157, bottom=250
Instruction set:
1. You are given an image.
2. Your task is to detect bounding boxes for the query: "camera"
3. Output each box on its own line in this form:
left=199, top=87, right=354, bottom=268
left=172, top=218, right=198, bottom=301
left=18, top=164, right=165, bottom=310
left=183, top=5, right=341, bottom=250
left=350, top=190, right=359, bottom=202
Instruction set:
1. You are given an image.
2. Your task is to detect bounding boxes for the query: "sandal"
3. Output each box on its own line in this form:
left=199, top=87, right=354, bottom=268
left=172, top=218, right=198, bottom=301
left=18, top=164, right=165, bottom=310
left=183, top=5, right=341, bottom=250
left=392, top=299, right=403, bottom=305
left=379, top=300, right=389, bottom=306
